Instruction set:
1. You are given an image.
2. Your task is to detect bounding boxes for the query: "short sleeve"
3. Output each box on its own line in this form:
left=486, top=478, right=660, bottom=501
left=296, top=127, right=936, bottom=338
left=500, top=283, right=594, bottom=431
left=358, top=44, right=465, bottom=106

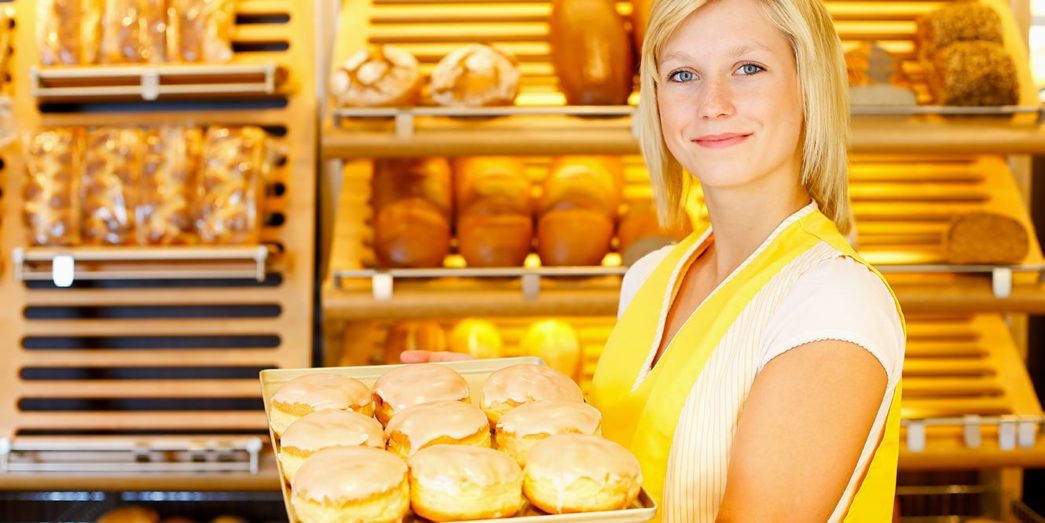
left=617, top=245, right=673, bottom=319
left=758, top=256, right=905, bottom=382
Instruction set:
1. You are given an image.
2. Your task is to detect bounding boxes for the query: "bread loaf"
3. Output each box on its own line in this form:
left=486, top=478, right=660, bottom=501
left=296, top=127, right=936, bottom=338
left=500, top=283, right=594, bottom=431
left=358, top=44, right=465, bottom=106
left=384, top=320, right=447, bottom=364
left=454, top=157, right=532, bottom=267
left=372, top=158, right=453, bottom=268
left=845, top=43, right=910, bottom=88
left=618, top=199, right=692, bottom=265
left=549, top=0, right=634, bottom=105
left=39, top=0, right=103, bottom=65
left=167, top=0, right=234, bottom=63
left=24, top=128, right=84, bottom=247
left=918, top=2, right=1003, bottom=56
left=330, top=46, right=423, bottom=108
left=537, top=157, right=623, bottom=266
left=932, top=41, right=1018, bottom=106
left=197, top=126, right=266, bottom=245
left=140, top=127, right=202, bottom=245
left=521, top=320, right=581, bottom=381
left=943, top=212, right=1029, bottom=264
left=82, top=128, right=143, bottom=246
left=431, top=45, right=520, bottom=107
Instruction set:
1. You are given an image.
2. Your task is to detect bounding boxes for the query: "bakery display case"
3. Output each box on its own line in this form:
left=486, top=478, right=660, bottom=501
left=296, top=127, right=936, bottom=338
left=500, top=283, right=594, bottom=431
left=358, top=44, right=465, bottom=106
left=319, top=0, right=1045, bottom=519
left=0, top=0, right=316, bottom=496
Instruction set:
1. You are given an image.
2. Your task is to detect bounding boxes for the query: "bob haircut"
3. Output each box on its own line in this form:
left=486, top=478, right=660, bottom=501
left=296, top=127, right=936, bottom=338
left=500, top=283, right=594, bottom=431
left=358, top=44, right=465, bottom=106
left=637, top=0, right=852, bottom=234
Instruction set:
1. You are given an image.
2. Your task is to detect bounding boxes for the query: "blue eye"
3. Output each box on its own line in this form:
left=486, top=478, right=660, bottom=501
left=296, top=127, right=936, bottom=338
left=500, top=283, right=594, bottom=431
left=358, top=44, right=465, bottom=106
left=669, top=70, right=696, bottom=82
left=737, top=63, right=764, bottom=75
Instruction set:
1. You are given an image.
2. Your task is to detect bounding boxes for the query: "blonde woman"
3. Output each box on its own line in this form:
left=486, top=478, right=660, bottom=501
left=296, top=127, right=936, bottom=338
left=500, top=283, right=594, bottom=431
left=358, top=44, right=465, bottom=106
left=405, top=0, right=905, bottom=520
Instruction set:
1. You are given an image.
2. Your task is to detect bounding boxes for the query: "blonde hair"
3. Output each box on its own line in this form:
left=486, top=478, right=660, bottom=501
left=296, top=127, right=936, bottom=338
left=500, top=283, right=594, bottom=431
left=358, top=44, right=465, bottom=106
left=637, top=0, right=852, bottom=234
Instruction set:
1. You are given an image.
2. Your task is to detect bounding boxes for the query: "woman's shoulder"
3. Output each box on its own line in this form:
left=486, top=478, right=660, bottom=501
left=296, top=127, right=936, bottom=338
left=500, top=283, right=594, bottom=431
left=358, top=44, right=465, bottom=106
left=760, top=255, right=905, bottom=379
left=617, top=245, right=675, bottom=318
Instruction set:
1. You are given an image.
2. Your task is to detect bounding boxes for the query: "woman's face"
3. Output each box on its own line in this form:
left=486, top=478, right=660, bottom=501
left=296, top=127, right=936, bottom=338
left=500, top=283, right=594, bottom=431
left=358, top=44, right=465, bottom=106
left=656, top=0, right=803, bottom=192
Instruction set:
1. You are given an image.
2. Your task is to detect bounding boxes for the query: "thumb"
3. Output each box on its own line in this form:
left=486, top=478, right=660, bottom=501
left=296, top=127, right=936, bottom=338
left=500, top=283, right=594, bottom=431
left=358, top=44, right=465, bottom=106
left=398, top=350, right=431, bottom=363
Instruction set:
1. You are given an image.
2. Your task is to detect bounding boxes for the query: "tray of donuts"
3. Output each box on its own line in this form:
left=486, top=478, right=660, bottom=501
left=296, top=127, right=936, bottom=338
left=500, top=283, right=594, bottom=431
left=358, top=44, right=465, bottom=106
left=259, top=357, right=655, bottom=523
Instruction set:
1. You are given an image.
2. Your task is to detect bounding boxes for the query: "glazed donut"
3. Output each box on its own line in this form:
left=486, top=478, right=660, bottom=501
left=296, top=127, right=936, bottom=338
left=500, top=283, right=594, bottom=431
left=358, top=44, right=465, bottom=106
left=523, top=434, right=641, bottom=513
left=372, top=364, right=470, bottom=425
left=386, top=400, right=490, bottom=459
left=480, top=364, right=583, bottom=424
left=279, top=410, right=385, bottom=483
left=269, top=374, right=373, bottom=438
left=494, top=400, right=601, bottom=466
left=408, top=444, right=524, bottom=521
left=290, top=446, right=409, bottom=523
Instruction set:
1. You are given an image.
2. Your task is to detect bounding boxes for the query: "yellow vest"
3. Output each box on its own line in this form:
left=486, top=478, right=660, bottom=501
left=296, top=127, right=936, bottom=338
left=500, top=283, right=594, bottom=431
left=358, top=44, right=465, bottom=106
left=591, top=208, right=904, bottom=522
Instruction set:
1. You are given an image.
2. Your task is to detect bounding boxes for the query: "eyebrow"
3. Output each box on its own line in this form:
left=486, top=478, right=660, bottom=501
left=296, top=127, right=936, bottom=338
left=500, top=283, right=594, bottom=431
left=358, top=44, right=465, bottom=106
left=660, top=42, right=774, bottom=66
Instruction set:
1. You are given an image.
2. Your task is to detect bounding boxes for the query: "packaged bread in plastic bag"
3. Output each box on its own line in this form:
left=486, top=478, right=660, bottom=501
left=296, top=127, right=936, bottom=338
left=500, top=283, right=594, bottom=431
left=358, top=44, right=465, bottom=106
left=100, top=0, right=168, bottom=63
left=197, top=126, right=266, bottom=245
left=24, top=128, right=84, bottom=246
left=139, top=127, right=202, bottom=245
left=167, top=0, right=235, bottom=63
left=38, top=0, right=103, bottom=66
left=82, top=128, right=144, bottom=245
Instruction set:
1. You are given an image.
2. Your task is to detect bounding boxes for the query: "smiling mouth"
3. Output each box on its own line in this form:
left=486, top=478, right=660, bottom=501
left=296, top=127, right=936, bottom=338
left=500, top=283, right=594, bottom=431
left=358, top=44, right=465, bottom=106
left=692, top=133, right=753, bottom=148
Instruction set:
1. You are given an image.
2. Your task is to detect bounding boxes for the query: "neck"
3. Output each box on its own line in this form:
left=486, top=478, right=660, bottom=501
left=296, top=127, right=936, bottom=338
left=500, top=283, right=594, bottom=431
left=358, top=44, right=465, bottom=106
left=702, top=173, right=811, bottom=280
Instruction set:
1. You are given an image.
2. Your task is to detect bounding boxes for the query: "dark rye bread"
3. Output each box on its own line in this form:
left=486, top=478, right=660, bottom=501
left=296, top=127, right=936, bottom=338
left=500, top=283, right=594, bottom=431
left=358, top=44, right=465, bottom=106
left=943, top=211, right=1029, bottom=264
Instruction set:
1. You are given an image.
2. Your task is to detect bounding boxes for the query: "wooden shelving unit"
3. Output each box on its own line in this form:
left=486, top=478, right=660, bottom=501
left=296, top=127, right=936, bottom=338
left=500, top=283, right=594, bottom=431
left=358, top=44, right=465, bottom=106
left=0, top=0, right=316, bottom=490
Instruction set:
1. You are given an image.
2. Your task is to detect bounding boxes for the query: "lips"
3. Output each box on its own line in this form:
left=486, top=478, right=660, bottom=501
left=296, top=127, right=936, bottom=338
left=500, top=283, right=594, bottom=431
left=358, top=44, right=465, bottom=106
left=692, top=132, right=752, bottom=149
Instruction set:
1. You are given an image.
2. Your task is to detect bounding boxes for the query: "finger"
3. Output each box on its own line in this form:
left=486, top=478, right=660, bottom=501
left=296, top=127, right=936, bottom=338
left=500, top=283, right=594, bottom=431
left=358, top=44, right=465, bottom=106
left=399, top=350, right=431, bottom=363
left=428, top=352, right=476, bottom=362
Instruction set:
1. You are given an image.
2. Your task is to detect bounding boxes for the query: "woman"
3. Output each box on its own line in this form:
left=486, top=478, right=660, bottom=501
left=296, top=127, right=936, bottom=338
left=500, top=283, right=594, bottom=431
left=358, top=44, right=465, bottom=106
left=405, top=0, right=905, bottom=520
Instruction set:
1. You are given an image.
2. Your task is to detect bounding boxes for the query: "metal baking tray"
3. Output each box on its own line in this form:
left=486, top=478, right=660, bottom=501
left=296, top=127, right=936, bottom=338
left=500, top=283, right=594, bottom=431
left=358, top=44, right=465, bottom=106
left=259, top=357, right=657, bottom=523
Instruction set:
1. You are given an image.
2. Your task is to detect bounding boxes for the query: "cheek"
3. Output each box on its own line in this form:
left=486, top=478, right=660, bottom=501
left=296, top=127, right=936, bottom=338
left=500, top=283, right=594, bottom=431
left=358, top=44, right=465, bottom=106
left=657, top=92, right=690, bottom=148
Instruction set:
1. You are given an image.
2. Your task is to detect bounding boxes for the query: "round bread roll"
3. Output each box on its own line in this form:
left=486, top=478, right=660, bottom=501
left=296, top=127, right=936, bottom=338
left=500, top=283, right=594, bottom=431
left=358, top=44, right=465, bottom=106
left=480, top=363, right=584, bottom=424
left=943, top=211, right=1029, bottom=264
left=98, top=506, right=160, bottom=523
left=384, top=320, right=447, bottom=364
left=409, top=444, right=524, bottom=521
left=270, top=374, right=373, bottom=438
left=449, top=318, right=503, bottom=359
left=431, top=44, right=520, bottom=107
left=495, top=400, right=602, bottom=466
left=386, top=400, right=491, bottom=459
left=537, top=208, right=615, bottom=266
left=372, top=363, right=471, bottom=425
left=291, top=446, right=409, bottom=523
left=618, top=199, right=693, bottom=264
left=520, top=319, right=582, bottom=380
left=453, top=157, right=530, bottom=214
left=279, top=410, right=385, bottom=483
left=330, top=45, right=422, bottom=108
left=374, top=199, right=451, bottom=268
left=524, top=434, right=641, bottom=513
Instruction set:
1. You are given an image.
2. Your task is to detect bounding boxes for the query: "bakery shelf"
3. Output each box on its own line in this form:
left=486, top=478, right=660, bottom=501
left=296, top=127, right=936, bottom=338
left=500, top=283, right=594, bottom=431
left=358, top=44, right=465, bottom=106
left=0, top=438, right=281, bottom=491
left=30, top=63, right=285, bottom=102
left=324, top=155, right=1045, bottom=318
left=322, top=115, right=1045, bottom=158
left=12, top=246, right=272, bottom=287
left=898, top=314, right=1045, bottom=469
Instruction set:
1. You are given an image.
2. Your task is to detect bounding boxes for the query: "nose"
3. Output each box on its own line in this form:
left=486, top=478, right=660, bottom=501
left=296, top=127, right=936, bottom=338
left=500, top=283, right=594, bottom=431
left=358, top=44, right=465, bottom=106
left=698, top=76, right=735, bottom=120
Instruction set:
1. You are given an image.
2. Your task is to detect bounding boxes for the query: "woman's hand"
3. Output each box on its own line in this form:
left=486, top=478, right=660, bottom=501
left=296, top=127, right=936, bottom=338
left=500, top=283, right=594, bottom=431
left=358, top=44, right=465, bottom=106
left=399, top=350, right=476, bottom=363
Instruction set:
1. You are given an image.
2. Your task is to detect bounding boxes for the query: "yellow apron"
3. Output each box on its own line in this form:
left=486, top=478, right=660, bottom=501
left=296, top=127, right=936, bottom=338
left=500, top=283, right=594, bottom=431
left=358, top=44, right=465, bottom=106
left=591, top=209, right=905, bottom=522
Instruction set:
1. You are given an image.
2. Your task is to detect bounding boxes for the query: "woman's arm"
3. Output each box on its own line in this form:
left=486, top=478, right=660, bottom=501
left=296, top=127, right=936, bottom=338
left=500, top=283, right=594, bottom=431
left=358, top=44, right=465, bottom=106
left=715, top=340, right=887, bottom=522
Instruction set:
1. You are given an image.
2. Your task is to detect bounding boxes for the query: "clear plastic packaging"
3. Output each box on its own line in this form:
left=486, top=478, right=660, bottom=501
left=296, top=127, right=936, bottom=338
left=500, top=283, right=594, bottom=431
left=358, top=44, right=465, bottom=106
left=196, top=126, right=265, bottom=245
left=38, top=0, right=103, bottom=66
left=167, top=0, right=235, bottom=64
left=24, top=128, right=84, bottom=247
left=138, top=126, right=202, bottom=245
left=82, top=128, right=143, bottom=245
left=100, top=0, right=168, bottom=63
